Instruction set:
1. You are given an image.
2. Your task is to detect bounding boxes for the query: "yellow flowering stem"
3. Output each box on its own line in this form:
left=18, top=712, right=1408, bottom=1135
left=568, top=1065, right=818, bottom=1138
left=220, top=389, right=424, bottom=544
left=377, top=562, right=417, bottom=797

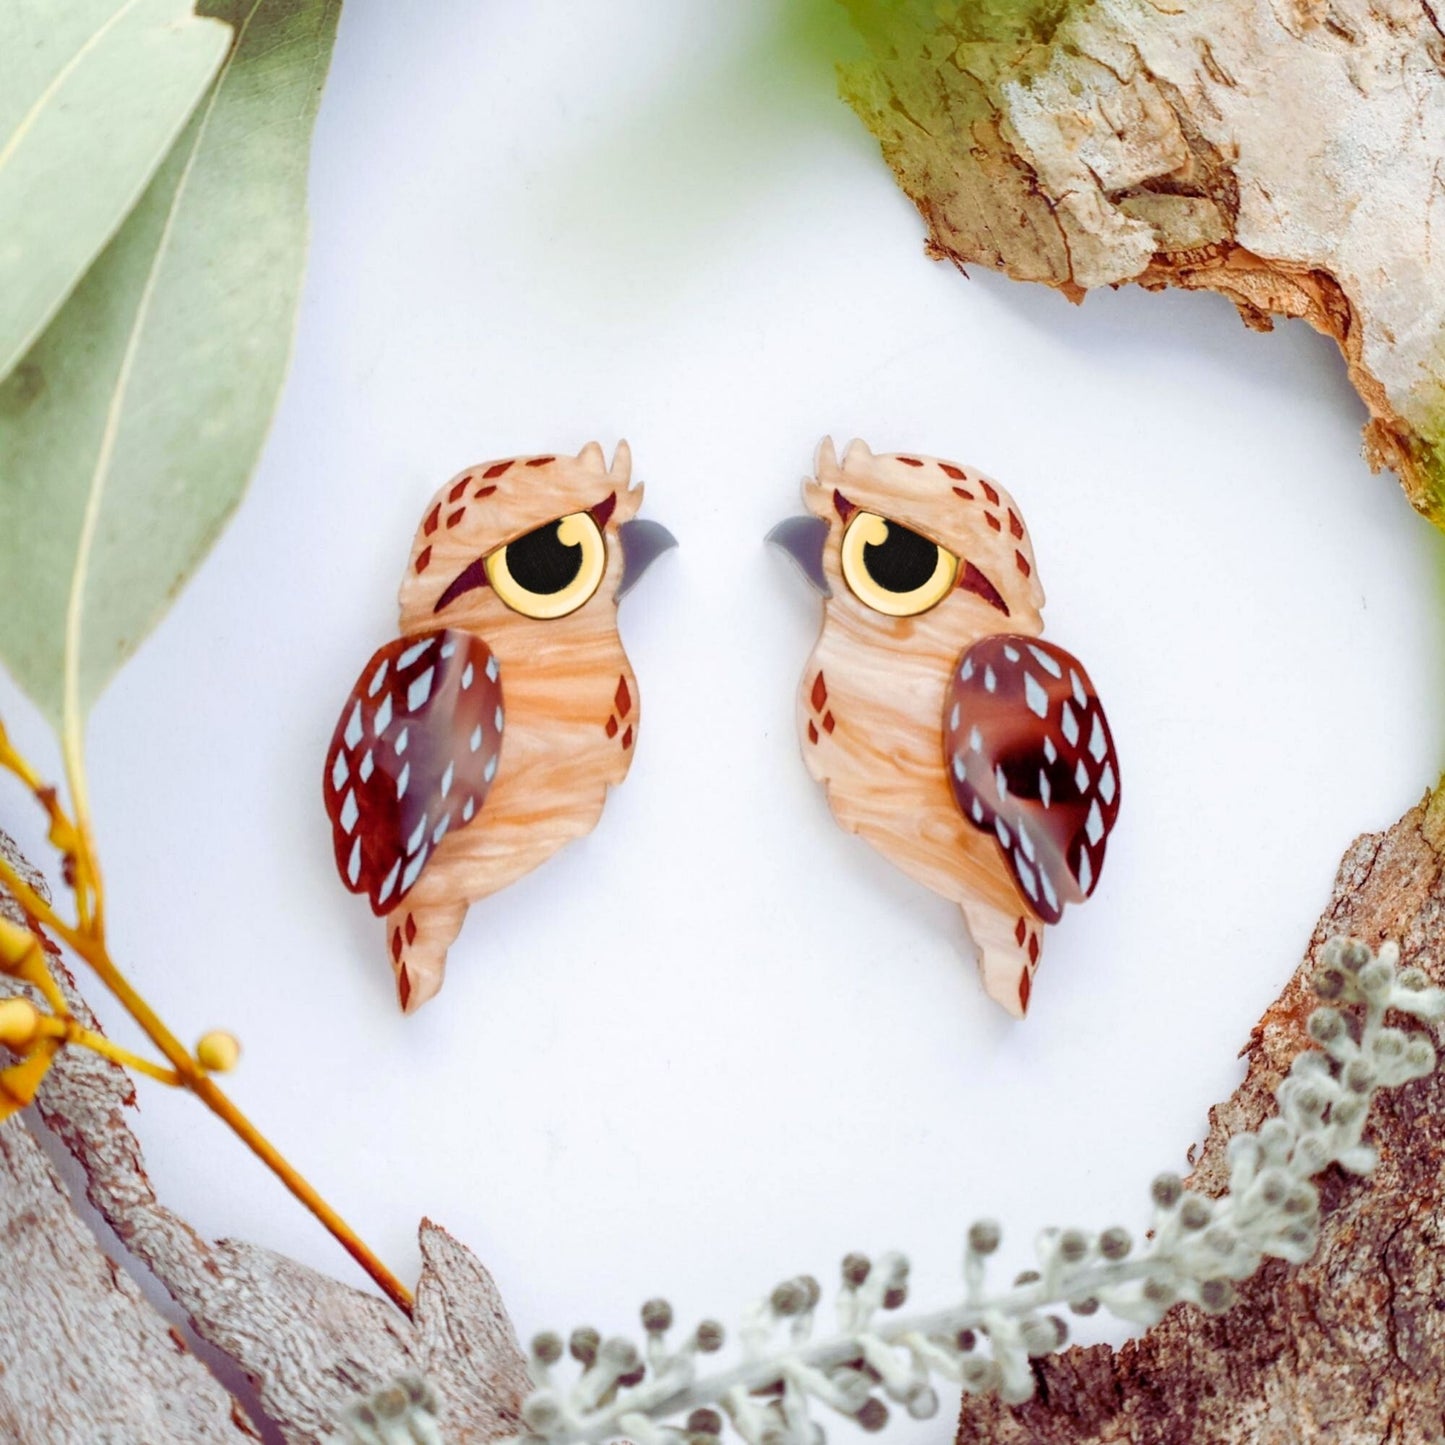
left=54, top=923, right=413, bottom=1313
left=32, top=1017, right=183, bottom=1086
left=59, top=716, right=103, bottom=934
left=1, top=722, right=414, bottom=1315
left=0, top=720, right=98, bottom=932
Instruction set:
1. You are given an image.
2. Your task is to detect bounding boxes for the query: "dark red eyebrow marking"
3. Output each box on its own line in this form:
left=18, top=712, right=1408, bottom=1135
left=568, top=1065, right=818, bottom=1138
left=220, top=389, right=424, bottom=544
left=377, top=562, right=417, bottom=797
left=1008, top=509, right=1024, bottom=539
left=423, top=504, right=441, bottom=536
left=897, top=456, right=923, bottom=467
left=526, top=455, right=555, bottom=467
left=448, top=479, right=469, bottom=502
left=591, top=491, right=617, bottom=529
left=473, top=484, right=497, bottom=499
left=939, top=463, right=966, bottom=480
left=980, top=480, right=1000, bottom=504
left=833, top=489, right=856, bottom=522
left=958, top=561, right=1009, bottom=616
left=952, top=486, right=975, bottom=502
left=433, top=556, right=489, bottom=612
left=985, top=512, right=1002, bottom=532
left=483, top=460, right=513, bottom=479
left=1016, top=550, right=1031, bottom=577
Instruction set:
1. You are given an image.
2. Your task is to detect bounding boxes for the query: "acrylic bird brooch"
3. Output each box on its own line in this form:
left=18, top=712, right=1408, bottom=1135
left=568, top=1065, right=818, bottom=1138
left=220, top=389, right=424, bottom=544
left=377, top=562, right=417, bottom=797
left=770, top=438, right=1120, bottom=1018
left=324, top=442, right=675, bottom=1013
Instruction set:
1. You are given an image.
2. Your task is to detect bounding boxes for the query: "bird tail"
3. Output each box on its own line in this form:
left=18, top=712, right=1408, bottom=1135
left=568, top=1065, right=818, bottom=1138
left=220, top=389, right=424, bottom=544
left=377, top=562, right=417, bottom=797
left=383, top=895, right=467, bottom=1014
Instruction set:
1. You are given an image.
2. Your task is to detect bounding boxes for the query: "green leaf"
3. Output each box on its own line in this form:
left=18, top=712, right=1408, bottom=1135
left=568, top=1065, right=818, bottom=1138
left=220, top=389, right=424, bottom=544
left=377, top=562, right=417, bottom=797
left=0, top=1, right=233, bottom=383
left=0, top=0, right=342, bottom=732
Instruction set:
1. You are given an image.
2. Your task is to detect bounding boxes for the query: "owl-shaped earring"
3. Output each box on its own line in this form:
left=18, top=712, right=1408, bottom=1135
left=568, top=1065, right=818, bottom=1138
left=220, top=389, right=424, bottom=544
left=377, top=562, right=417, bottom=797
left=324, top=442, right=675, bottom=1013
left=769, top=438, right=1120, bottom=1018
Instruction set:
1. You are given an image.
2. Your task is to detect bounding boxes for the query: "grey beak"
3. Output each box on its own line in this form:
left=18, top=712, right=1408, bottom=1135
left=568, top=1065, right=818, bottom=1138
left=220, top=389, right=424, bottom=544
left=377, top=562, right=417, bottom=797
left=766, top=515, right=830, bottom=597
left=617, top=518, right=678, bottom=599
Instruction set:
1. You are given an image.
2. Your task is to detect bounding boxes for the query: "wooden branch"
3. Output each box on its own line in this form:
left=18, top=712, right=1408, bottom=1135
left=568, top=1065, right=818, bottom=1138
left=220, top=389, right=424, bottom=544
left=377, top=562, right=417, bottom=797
left=955, top=787, right=1445, bottom=1441
left=842, top=0, right=1445, bottom=520
left=0, top=828, right=531, bottom=1443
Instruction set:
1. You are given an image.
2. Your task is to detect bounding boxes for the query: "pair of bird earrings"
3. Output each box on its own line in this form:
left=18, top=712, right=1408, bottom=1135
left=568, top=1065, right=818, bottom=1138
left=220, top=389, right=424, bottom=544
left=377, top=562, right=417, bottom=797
left=323, top=439, right=1120, bottom=1020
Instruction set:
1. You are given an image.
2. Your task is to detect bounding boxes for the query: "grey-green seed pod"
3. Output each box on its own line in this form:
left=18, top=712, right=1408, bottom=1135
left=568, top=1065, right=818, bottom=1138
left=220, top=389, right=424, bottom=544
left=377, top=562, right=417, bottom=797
left=856, top=1398, right=889, bottom=1432
left=760, top=1426, right=789, bottom=1445
left=617, top=1367, right=646, bottom=1388
left=1307, top=1007, right=1345, bottom=1043
left=830, top=1368, right=872, bottom=1412
left=1406, top=1039, right=1436, bottom=1072
left=1358, top=961, right=1392, bottom=996
left=374, top=1386, right=406, bottom=1420
left=956, top=1328, right=977, bottom=1352
left=521, top=1395, right=561, bottom=1431
left=800, top=1275, right=822, bottom=1308
left=1311, top=967, right=1346, bottom=1001
left=1142, top=1278, right=1176, bottom=1307
left=771, top=1280, right=808, bottom=1317
left=569, top=1327, right=600, bottom=1367
left=907, top=1386, right=939, bottom=1420
left=1204, top=1225, right=1235, bottom=1257
left=842, top=1253, right=871, bottom=1286
left=687, top=1409, right=723, bottom=1435
left=695, top=1320, right=725, bottom=1353
left=641, top=1299, right=673, bottom=1334
left=1179, top=1195, right=1212, bottom=1231
left=959, top=1356, right=1001, bottom=1393
left=532, top=1332, right=564, bottom=1366
left=1258, top=1170, right=1288, bottom=1207
left=1099, top=1227, right=1132, bottom=1260
left=883, top=1286, right=908, bottom=1310
left=1069, top=1296, right=1100, bottom=1316
left=968, top=1220, right=1002, bottom=1256
left=1014, top=1270, right=1042, bottom=1287
left=599, top=1338, right=639, bottom=1372
left=1150, top=1173, right=1183, bottom=1209
left=1335, top=938, right=1371, bottom=972
left=1345, top=1059, right=1376, bottom=1094
left=1021, top=1318, right=1057, bottom=1356
left=1198, top=1279, right=1236, bottom=1314
left=1058, top=1229, right=1088, bottom=1263
left=1398, top=966, right=1429, bottom=992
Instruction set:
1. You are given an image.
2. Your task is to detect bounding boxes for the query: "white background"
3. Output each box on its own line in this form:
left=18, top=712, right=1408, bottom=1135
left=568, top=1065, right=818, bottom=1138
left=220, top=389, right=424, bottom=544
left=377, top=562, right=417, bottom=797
left=5, top=2, right=1445, bottom=1438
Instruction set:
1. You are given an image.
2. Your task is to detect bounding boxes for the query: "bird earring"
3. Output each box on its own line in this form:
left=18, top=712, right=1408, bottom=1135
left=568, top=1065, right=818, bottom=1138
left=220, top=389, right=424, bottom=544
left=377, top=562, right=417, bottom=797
left=324, top=441, right=676, bottom=1014
left=769, top=438, right=1120, bottom=1019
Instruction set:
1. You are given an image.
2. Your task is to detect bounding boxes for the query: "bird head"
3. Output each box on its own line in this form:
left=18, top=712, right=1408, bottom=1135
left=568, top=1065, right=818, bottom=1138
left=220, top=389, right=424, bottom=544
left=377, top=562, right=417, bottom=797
left=398, top=441, right=675, bottom=648
left=770, top=437, right=1046, bottom=640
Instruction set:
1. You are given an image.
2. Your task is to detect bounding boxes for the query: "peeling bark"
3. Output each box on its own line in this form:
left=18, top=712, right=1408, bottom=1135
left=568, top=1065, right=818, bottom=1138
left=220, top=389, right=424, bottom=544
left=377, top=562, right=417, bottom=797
left=955, top=789, right=1445, bottom=1442
left=842, top=0, right=1445, bottom=519
left=0, top=828, right=531, bottom=1444
left=0, top=1116, right=257, bottom=1443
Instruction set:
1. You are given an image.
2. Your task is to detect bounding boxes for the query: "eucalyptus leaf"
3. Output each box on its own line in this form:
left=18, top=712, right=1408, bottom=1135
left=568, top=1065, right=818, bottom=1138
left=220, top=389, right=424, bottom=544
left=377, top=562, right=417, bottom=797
left=0, top=0, right=342, bottom=731
left=0, top=0, right=232, bottom=384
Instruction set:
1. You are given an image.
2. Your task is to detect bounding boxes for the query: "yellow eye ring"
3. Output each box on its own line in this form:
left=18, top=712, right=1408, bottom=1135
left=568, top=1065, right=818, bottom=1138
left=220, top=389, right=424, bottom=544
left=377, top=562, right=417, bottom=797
left=485, top=511, right=607, bottom=619
left=839, top=510, right=958, bottom=617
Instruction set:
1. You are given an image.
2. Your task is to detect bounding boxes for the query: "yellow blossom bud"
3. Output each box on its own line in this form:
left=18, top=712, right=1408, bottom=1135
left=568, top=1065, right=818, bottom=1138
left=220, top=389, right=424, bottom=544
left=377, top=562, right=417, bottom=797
left=196, top=1031, right=241, bottom=1073
left=0, top=997, right=41, bottom=1049
left=0, top=915, right=38, bottom=969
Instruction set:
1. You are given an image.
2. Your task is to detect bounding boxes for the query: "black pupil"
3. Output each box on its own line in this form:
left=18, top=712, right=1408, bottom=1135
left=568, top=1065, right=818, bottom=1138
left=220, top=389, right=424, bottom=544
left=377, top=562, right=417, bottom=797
left=505, top=520, right=583, bottom=595
left=863, top=520, right=939, bottom=593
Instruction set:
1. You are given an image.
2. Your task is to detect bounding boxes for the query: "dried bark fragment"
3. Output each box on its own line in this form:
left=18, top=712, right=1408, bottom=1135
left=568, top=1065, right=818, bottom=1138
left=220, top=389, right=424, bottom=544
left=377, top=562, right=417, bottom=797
left=0, top=1117, right=258, bottom=1443
left=841, top=0, right=1445, bottom=520
left=955, top=788, right=1445, bottom=1443
left=0, top=828, right=530, bottom=1444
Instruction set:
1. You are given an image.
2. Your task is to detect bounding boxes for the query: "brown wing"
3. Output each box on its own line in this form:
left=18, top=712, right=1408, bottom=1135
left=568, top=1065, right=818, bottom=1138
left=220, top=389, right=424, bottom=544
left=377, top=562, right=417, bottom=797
left=323, top=629, right=505, bottom=915
left=943, top=634, right=1120, bottom=924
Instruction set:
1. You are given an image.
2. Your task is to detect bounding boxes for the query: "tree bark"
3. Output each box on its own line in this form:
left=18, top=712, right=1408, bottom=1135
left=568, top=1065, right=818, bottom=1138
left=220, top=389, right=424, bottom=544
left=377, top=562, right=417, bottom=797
left=955, top=788, right=1445, bottom=1442
left=841, top=0, right=1445, bottom=521
left=0, top=828, right=531, bottom=1444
